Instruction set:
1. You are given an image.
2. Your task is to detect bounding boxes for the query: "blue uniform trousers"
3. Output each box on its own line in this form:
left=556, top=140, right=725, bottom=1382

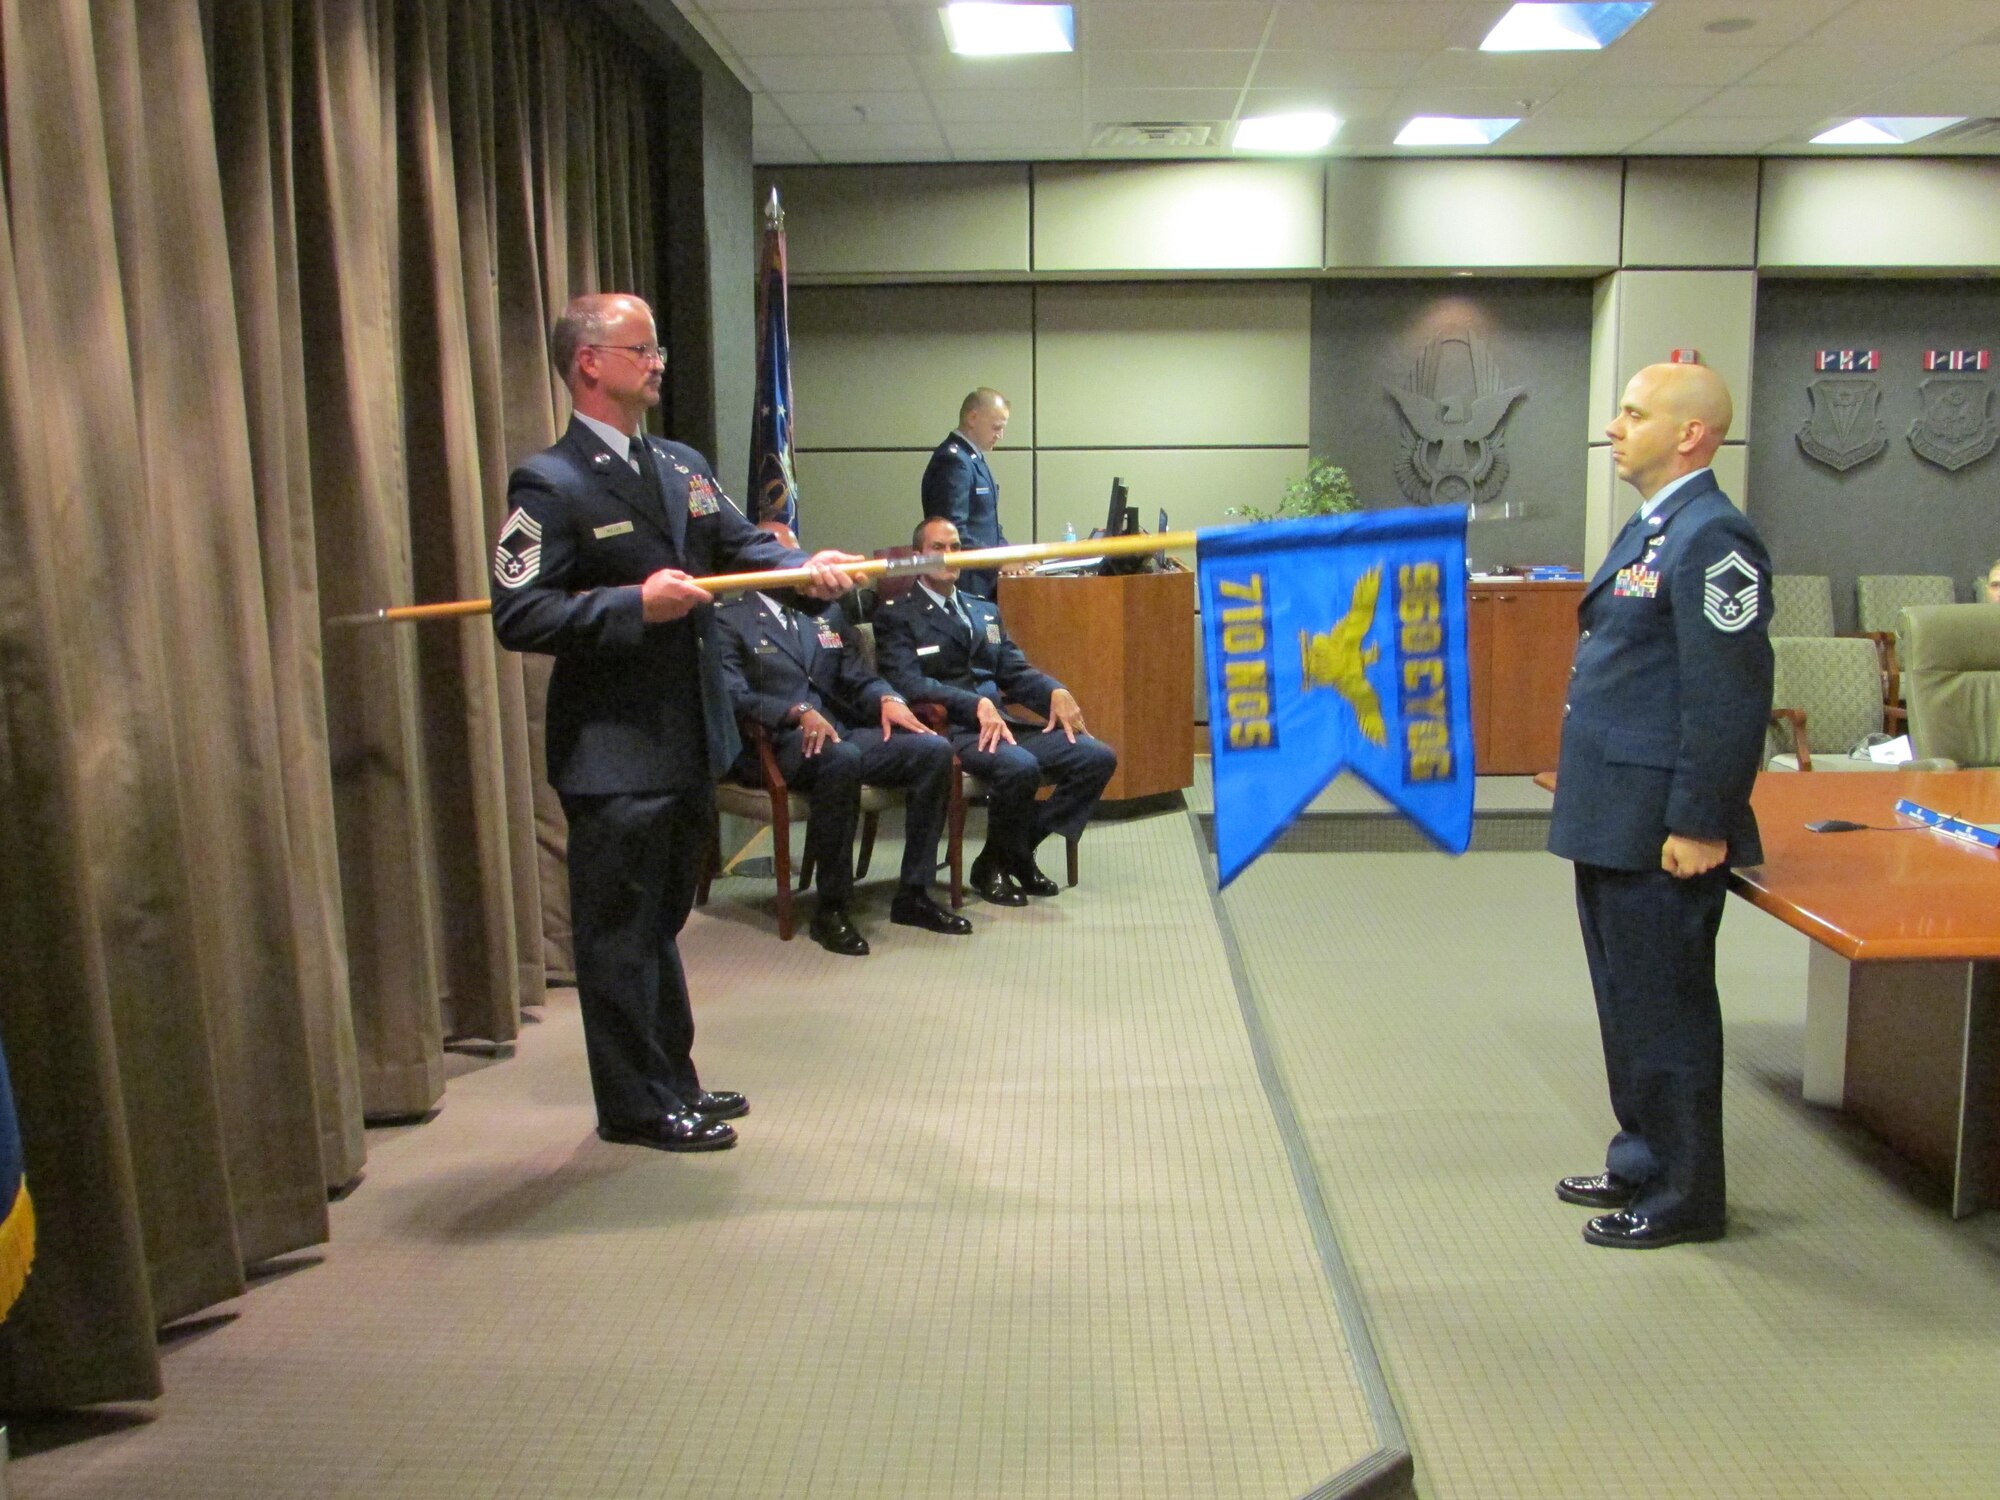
left=1574, top=861, right=1729, bottom=1229
left=769, top=728, right=955, bottom=902
left=560, top=788, right=710, bottom=1128
left=953, top=728, right=1117, bottom=864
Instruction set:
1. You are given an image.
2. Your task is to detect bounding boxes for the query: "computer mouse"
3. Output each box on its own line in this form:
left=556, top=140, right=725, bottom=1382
left=1804, top=818, right=1869, bottom=833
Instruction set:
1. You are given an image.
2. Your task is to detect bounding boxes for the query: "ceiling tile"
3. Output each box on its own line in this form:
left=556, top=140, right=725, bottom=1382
left=752, top=125, right=817, bottom=163
left=1735, top=45, right=1956, bottom=88
left=699, top=0, right=888, bottom=10
left=1634, top=116, right=1801, bottom=150
left=1498, top=115, right=1653, bottom=151
left=1086, top=52, right=1259, bottom=91
left=1614, top=1, right=1846, bottom=50
left=1085, top=4, right=1273, bottom=51
left=1849, top=81, right=2000, bottom=117
left=1388, top=84, right=1556, bottom=117
left=1894, top=51, right=2000, bottom=89
left=1538, top=84, right=1714, bottom=119
left=750, top=54, right=920, bottom=91
left=709, top=8, right=907, bottom=54
left=1239, top=85, right=1401, bottom=121
left=1807, top=0, right=2000, bottom=51
left=928, top=89, right=1093, bottom=124
left=1698, top=84, right=1868, bottom=118
left=941, top=120, right=1095, bottom=153
left=1085, top=87, right=1245, bottom=122
left=766, top=91, right=936, bottom=125
left=1404, top=48, right=1594, bottom=91
left=1582, top=46, right=1777, bottom=85
left=1250, top=50, right=1428, bottom=90
left=1267, top=2, right=1465, bottom=52
left=914, top=53, right=1087, bottom=90
left=796, top=120, right=948, bottom=154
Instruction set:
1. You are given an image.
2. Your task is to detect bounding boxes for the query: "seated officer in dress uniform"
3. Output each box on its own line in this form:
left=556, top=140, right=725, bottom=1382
left=872, top=516, right=1118, bottom=905
left=919, top=388, right=1009, bottom=599
left=713, top=522, right=970, bottom=956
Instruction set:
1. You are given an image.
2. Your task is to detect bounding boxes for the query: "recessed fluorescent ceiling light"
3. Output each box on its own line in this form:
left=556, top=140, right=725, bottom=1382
left=1232, top=112, right=1341, bottom=152
left=1810, top=116, right=1963, bottom=145
left=941, top=3, right=1074, bottom=56
left=1481, top=3, right=1652, bottom=52
left=1396, top=116, right=1521, bottom=146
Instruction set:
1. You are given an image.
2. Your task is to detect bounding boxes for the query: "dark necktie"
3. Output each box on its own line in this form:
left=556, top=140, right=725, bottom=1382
left=952, top=593, right=975, bottom=647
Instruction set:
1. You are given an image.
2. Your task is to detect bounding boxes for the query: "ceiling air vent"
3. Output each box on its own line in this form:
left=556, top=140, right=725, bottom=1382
left=1927, top=118, right=2000, bottom=145
left=1090, top=121, right=1221, bottom=150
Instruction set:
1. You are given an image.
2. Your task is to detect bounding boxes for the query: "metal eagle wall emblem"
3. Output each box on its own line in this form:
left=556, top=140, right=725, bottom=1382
left=1796, top=378, right=1887, bottom=471
left=1386, top=330, right=1527, bottom=508
left=1907, top=375, right=1998, bottom=471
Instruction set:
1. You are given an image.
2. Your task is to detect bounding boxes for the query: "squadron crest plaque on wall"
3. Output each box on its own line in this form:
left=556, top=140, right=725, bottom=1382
left=1907, top=371, right=1998, bottom=472
left=1385, top=330, right=1527, bottom=508
left=1797, top=377, right=1887, bottom=471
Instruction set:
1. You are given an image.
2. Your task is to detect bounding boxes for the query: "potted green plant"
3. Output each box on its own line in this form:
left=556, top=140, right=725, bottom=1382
left=1227, top=458, right=1359, bottom=522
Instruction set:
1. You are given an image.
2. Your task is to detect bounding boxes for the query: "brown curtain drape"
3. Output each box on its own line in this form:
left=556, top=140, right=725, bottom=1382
left=0, top=0, right=660, bottom=1407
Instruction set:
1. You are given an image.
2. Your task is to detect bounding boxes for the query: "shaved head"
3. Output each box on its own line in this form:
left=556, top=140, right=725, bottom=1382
left=1638, top=362, right=1732, bottom=453
left=1606, top=362, right=1735, bottom=499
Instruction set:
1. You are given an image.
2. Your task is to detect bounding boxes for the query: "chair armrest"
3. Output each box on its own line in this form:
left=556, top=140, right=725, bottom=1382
left=1884, top=703, right=1908, bottom=732
left=914, top=703, right=951, bottom=733
left=742, top=716, right=789, bottom=791
left=1770, top=707, right=1812, bottom=771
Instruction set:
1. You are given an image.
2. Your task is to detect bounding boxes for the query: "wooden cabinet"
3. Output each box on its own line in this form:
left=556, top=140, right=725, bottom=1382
left=999, top=568, right=1196, bottom=801
left=1466, top=580, right=1583, bottom=775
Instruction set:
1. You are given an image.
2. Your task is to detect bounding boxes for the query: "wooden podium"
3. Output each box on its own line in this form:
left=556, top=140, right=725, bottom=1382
left=998, top=567, right=1195, bottom=801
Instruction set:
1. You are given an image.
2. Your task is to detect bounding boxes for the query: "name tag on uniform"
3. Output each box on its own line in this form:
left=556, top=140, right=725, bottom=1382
left=916, top=644, right=941, bottom=656
left=592, top=520, right=634, bottom=539
left=1613, top=564, right=1660, bottom=599
left=754, top=640, right=779, bottom=655
left=686, top=474, right=722, bottom=517
left=974, top=486, right=991, bottom=495
left=815, top=621, right=843, bottom=648
left=985, top=622, right=1002, bottom=643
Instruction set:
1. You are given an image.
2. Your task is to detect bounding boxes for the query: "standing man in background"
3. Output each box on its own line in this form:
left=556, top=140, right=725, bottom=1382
left=491, top=292, right=859, bottom=1153
left=921, top=388, right=1010, bottom=599
left=1548, top=361, right=1773, bottom=1249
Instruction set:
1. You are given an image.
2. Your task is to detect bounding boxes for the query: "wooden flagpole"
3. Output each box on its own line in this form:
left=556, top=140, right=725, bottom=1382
left=327, top=530, right=1206, bottom=626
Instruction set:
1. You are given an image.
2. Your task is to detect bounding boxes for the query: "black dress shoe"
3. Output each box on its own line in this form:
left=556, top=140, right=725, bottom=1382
left=1582, top=1210, right=1723, bottom=1249
left=596, top=1110, right=737, bottom=1152
left=968, top=854, right=1028, bottom=907
left=809, top=905, right=870, bottom=957
left=687, top=1090, right=749, bottom=1121
left=890, top=888, right=974, bottom=934
left=1011, top=857, right=1059, bottom=897
left=1555, top=1172, right=1636, bottom=1209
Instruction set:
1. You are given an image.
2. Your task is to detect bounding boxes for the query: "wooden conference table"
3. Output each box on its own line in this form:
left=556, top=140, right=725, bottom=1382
left=1730, top=770, right=2000, bottom=1216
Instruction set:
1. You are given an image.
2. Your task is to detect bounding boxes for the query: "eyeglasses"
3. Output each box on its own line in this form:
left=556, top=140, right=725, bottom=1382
left=587, top=342, right=666, bottom=365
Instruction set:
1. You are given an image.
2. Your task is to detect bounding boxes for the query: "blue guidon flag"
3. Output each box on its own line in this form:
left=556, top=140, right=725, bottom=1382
left=748, top=187, right=801, bottom=533
left=1200, top=506, right=1475, bottom=886
left=0, top=1031, right=33, bottom=1322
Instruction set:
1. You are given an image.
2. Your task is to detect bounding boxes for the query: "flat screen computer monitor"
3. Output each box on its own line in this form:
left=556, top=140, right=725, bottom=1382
left=1102, top=477, right=1134, bottom=539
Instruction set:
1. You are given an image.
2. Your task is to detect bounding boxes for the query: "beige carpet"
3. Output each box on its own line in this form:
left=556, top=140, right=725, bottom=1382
left=12, top=812, right=1379, bottom=1500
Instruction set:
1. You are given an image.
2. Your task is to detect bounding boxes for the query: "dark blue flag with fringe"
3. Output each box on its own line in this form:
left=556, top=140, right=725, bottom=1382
left=0, top=1031, right=34, bottom=1321
left=1200, top=506, right=1475, bottom=886
left=748, top=187, right=800, bottom=533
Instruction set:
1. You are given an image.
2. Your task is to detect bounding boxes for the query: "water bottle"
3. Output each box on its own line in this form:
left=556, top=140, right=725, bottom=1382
left=1063, top=521, right=1076, bottom=543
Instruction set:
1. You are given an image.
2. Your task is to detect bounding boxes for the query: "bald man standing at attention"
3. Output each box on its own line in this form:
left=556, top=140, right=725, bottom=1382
left=1548, top=362, right=1773, bottom=1250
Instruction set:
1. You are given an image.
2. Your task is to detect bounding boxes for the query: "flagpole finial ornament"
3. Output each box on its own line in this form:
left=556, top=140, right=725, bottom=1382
left=765, top=186, right=784, bottom=228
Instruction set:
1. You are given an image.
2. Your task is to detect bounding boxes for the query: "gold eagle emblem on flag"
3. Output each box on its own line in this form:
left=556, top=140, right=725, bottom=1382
left=1299, top=564, right=1387, bottom=746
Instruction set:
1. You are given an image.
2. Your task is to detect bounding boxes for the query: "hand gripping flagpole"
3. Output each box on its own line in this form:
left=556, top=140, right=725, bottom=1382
left=323, top=531, right=1203, bottom=626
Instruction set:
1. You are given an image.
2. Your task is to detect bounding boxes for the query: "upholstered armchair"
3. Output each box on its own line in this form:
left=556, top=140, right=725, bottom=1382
left=1899, top=604, right=2000, bottom=770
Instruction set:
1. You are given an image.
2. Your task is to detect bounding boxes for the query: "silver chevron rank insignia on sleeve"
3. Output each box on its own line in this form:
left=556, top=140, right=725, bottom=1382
left=492, top=507, right=544, bottom=588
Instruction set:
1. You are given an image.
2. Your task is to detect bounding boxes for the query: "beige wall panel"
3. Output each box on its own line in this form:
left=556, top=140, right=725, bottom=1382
left=758, top=165, right=1030, bottom=277
left=1033, top=161, right=1323, bottom=272
left=1611, top=271, right=1757, bottom=438
left=1583, top=444, right=1621, bottom=576
left=789, top=285, right=1033, bottom=450
left=1588, top=272, right=1623, bottom=436
left=1622, top=158, right=1759, bottom=268
left=1326, top=159, right=1623, bottom=270
left=1035, top=283, right=1311, bottom=448
left=1034, top=447, right=1310, bottom=542
left=793, top=448, right=1033, bottom=558
left=1711, top=442, right=1748, bottom=514
left=1759, top=159, right=2000, bottom=270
